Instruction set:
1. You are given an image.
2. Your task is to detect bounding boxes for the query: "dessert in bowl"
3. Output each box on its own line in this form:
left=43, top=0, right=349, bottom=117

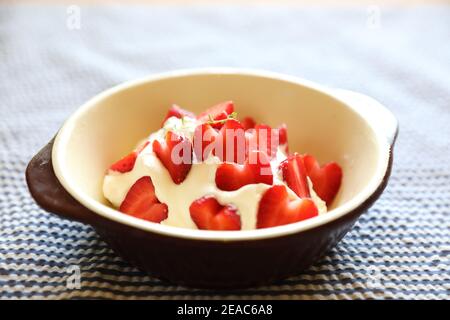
left=103, top=101, right=338, bottom=231
left=26, top=68, right=397, bottom=288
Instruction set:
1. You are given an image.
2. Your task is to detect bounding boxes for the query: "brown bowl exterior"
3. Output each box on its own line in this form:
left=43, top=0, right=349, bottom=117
left=26, top=138, right=394, bottom=289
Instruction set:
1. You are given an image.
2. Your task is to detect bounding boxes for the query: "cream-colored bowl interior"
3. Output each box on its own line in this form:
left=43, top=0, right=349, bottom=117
left=53, top=70, right=390, bottom=240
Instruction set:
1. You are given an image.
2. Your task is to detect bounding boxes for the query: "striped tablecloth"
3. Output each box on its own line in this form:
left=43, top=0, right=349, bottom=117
left=1, top=4, right=449, bottom=299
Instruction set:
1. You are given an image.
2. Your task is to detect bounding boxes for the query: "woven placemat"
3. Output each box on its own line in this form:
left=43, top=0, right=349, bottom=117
left=0, top=4, right=449, bottom=299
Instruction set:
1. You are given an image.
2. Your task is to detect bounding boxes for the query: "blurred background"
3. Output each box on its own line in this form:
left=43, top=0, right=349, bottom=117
left=1, top=0, right=449, bottom=299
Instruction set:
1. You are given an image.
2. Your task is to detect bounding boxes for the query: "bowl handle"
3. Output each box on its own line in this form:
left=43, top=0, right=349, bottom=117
left=25, top=138, right=100, bottom=226
left=333, top=89, right=399, bottom=146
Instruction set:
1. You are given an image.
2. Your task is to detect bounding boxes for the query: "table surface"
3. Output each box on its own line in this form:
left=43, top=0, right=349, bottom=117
left=0, top=4, right=449, bottom=299
left=6, top=0, right=450, bottom=4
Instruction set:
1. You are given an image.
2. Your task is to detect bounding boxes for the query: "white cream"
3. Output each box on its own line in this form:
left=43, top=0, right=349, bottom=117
left=103, top=117, right=327, bottom=230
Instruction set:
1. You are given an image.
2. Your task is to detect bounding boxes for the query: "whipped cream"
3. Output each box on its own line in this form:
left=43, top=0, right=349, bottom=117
left=103, top=117, right=327, bottom=230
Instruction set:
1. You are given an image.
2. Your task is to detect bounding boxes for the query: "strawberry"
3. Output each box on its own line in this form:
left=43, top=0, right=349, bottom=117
left=256, top=185, right=318, bottom=229
left=279, top=153, right=310, bottom=198
left=153, top=131, right=192, bottom=184
left=162, top=104, right=195, bottom=126
left=197, top=101, right=234, bottom=129
left=192, top=123, right=219, bottom=161
left=241, top=116, right=256, bottom=130
left=213, top=119, right=246, bottom=164
left=109, top=141, right=150, bottom=173
left=303, top=155, right=342, bottom=205
left=278, top=123, right=288, bottom=153
left=119, top=176, right=168, bottom=223
left=215, top=150, right=273, bottom=191
left=246, top=124, right=278, bottom=159
left=189, top=196, right=241, bottom=231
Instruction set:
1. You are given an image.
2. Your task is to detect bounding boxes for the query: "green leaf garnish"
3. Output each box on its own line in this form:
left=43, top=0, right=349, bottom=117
left=206, top=111, right=239, bottom=125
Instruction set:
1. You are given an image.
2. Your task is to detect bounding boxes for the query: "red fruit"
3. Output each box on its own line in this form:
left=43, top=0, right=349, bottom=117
left=162, top=104, right=195, bottom=126
left=278, top=123, right=288, bottom=153
left=280, top=153, right=310, bottom=198
left=197, top=101, right=234, bottom=129
left=153, top=131, right=193, bottom=184
left=215, top=150, right=273, bottom=191
left=119, top=176, right=168, bottom=223
left=241, top=116, right=256, bottom=130
left=303, top=155, right=342, bottom=205
left=189, top=196, right=241, bottom=231
left=109, top=141, right=150, bottom=173
left=246, top=124, right=278, bottom=159
left=192, top=123, right=219, bottom=161
left=256, top=185, right=318, bottom=229
left=213, top=119, right=246, bottom=164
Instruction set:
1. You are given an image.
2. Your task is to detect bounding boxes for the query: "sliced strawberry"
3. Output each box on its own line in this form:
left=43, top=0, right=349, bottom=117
left=303, top=155, right=342, bottom=205
left=153, top=131, right=192, bottom=184
left=197, top=101, right=234, bottom=129
left=277, top=123, right=288, bottom=153
left=119, top=176, right=168, bottom=223
left=109, top=153, right=138, bottom=173
left=241, top=116, right=256, bottom=130
left=189, top=196, right=241, bottom=231
left=215, top=150, right=273, bottom=191
left=109, top=141, right=150, bottom=173
left=162, top=104, right=195, bottom=126
left=279, top=153, right=310, bottom=198
left=246, top=124, right=278, bottom=159
left=256, top=185, right=318, bottom=229
left=192, top=123, right=219, bottom=161
left=213, top=119, right=246, bottom=164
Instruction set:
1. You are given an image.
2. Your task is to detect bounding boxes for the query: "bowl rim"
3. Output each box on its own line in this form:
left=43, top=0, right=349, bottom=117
left=52, top=67, right=393, bottom=241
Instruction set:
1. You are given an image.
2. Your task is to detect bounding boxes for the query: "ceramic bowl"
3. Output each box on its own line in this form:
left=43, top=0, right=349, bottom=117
left=26, top=68, right=398, bottom=288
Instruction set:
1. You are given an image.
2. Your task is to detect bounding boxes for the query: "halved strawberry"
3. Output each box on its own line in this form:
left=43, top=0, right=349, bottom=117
left=197, top=101, right=234, bottom=129
left=256, top=185, right=318, bottom=229
left=192, top=123, right=219, bottom=161
left=109, top=141, right=150, bottom=173
left=278, top=123, right=288, bottom=153
left=213, top=119, right=246, bottom=164
left=119, top=176, right=168, bottom=223
left=162, top=104, right=195, bottom=126
left=246, top=124, right=278, bottom=159
left=189, top=196, right=241, bottom=231
left=215, top=150, right=273, bottom=191
left=153, top=131, right=193, bottom=184
left=241, top=116, right=256, bottom=130
left=303, top=155, right=342, bottom=205
left=279, top=153, right=310, bottom=198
